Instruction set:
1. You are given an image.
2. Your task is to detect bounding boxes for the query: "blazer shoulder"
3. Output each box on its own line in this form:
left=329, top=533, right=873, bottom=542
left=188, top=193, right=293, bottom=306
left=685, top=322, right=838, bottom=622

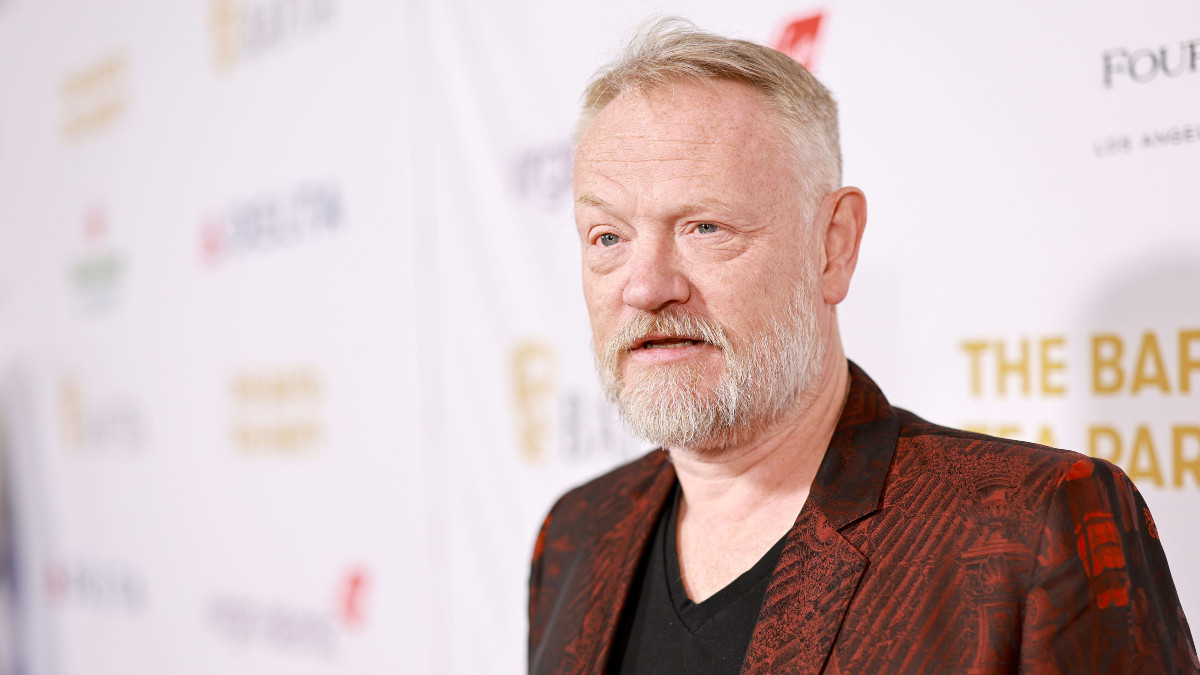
left=895, top=407, right=1086, bottom=469
left=564, top=448, right=668, bottom=498
left=887, top=407, right=1114, bottom=513
left=540, top=449, right=672, bottom=542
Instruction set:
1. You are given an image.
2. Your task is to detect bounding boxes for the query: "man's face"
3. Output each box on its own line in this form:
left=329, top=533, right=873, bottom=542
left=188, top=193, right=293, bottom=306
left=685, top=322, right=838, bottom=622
left=573, top=79, right=827, bottom=452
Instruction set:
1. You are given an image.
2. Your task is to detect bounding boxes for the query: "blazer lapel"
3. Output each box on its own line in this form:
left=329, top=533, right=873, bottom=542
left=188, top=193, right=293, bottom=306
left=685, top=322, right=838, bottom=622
left=579, top=457, right=677, bottom=674
left=741, top=362, right=900, bottom=674
left=740, top=507, right=868, bottom=674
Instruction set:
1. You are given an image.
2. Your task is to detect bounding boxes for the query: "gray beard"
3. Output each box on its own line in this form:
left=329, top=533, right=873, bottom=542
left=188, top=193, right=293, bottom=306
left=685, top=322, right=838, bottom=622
left=597, top=283, right=824, bottom=453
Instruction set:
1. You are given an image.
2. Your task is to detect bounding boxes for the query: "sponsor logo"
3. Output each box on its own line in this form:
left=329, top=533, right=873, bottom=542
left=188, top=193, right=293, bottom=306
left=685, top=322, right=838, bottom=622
left=69, top=206, right=126, bottom=312
left=207, top=567, right=369, bottom=658
left=1092, top=122, right=1200, bottom=159
left=1103, top=38, right=1200, bottom=87
left=209, top=0, right=337, bottom=73
left=512, top=341, right=558, bottom=463
left=60, top=50, right=127, bottom=141
left=44, top=558, right=147, bottom=613
left=510, top=139, right=573, bottom=211
left=201, top=182, right=343, bottom=265
left=511, top=339, right=642, bottom=465
left=336, top=567, right=369, bottom=628
left=773, top=10, right=826, bottom=71
left=229, top=367, right=324, bottom=454
left=58, top=376, right=142, bottom=454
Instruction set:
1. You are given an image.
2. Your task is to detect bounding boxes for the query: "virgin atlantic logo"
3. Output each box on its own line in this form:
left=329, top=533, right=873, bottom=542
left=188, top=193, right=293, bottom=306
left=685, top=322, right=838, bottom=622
left=207, top=566, right=370, bottom=658
left=773, top=10, right=826, bottom=71
left=510, top=139, right=573, bottom=211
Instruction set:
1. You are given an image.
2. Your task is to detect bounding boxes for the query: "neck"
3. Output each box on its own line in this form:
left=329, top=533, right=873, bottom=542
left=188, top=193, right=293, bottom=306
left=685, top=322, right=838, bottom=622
left=668, top=347, right=850, bottom=521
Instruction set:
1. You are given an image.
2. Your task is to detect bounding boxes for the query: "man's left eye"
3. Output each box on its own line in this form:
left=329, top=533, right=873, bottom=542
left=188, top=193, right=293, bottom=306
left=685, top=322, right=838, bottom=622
left=696, top=223, right=719, bottom=234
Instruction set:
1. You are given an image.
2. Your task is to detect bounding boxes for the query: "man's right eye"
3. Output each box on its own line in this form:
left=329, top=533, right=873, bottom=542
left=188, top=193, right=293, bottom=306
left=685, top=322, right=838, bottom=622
left=598, top=233, right=620, bottom=247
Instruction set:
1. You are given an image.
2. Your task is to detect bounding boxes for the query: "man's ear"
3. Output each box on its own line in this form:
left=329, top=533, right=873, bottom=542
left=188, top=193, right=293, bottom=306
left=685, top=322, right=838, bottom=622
left=819, top=186, right=868, bottom=305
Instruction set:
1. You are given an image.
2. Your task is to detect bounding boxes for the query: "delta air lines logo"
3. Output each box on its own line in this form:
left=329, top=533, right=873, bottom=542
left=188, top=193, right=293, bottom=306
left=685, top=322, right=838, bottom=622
left=773, top=10, right=827, bottom=71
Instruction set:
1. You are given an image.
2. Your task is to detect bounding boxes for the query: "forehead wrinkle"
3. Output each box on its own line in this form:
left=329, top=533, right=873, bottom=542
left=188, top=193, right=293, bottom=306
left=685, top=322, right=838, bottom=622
left=584, top=143, right=722, bottom=164
left=576, top=159, right=753, bottom=220
left=585, top=155, right=714, bottom=166
left=579, top=159, right=722, bottom=196
left=582, top=127, right=722, bottom=153
left=576, top=82, right=800, bottom=223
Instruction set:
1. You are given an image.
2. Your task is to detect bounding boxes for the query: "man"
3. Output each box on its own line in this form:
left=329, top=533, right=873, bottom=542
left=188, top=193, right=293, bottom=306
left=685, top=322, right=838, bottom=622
left=528, top=18, right=1198, bottom=674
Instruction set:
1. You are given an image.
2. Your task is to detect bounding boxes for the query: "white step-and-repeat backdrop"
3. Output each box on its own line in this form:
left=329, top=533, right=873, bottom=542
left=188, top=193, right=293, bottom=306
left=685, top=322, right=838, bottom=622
left=0, top=1, right=1196, bottom=673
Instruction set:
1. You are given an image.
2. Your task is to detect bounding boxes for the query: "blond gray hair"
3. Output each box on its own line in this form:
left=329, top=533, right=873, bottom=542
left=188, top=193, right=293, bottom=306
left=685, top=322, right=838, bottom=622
left=577, top=17, right=842, bottom=203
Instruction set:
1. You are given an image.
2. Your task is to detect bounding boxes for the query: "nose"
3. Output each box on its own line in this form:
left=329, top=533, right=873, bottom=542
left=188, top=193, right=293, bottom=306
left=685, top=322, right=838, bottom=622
left=621, top=232, right=690, bottom=311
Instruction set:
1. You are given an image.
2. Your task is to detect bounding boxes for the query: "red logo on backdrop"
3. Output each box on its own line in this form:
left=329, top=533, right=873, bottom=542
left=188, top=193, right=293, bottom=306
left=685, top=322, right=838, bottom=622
left=774, top=11, right=826, bottom=71
left=44, top=565, right=68, bottom=601
left=200, top=217, right=225, bottom=263
left=337, top=567, right=370, bottom=628
left=84, top=206, right=108, bottom=243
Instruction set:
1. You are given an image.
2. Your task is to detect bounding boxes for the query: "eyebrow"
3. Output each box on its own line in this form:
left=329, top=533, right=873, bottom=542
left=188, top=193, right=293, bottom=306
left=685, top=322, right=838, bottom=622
left=575, top=193, right=608, bottom=208
left=676, top=200, right=733, bottom=217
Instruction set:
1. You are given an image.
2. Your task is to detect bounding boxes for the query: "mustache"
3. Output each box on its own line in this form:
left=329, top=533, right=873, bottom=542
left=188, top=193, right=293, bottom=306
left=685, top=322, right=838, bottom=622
left=601, top=309, right=732, bottom=368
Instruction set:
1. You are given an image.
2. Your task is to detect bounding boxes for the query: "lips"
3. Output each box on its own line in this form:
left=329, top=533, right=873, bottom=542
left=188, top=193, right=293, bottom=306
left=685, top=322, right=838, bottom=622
left=632, top=334, right=706, bottom=350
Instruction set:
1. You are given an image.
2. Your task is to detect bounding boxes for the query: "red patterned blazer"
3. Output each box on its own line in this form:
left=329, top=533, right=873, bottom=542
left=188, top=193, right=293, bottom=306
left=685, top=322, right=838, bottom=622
left=529, top=363, right=1199, bottom=674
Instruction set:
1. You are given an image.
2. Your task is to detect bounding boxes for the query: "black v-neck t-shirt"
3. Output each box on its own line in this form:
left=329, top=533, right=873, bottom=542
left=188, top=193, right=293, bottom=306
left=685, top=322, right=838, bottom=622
left=606, top=485, right=790, bottom=675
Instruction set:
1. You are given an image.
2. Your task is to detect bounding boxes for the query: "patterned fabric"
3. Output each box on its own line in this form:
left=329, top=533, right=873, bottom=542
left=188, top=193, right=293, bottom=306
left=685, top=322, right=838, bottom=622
left=528, top=363, right=1200, bottom=674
